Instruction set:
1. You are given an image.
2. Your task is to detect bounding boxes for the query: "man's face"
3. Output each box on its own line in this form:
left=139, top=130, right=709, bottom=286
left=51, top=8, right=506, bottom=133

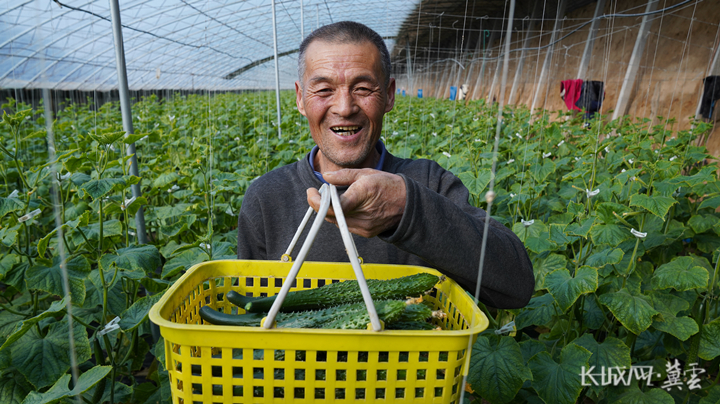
left=295, top=40, right=395, bottom=171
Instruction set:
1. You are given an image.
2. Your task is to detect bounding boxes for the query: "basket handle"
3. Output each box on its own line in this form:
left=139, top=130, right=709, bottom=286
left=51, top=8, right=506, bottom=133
left=262, top=183, right=383, bottom=332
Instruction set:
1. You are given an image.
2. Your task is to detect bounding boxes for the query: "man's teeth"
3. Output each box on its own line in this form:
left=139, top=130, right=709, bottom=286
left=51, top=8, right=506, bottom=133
left=332, top=126, right=360, bottom=134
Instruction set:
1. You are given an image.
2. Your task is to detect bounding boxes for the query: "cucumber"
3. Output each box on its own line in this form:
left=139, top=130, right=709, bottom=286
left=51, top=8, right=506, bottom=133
left=199, top=307, right=265, bottom=326
left=226, top=272, right=441, bottom=313
left=200, top=300, right=412, bottom=330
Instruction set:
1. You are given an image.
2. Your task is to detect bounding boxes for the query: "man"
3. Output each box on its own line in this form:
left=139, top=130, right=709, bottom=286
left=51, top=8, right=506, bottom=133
left=237, top=21, right=533, bottom=309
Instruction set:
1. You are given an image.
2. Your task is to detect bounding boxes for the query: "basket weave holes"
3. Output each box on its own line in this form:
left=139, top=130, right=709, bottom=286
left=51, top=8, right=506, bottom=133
left=378, top=351, right=389, bottom=362
left=438, top=351, right=449, bottom=361
left=355, top=388, right=365, bottom=399
left=336, top=369, right=346, bottom=381
left=419, top=351, right=429, bottom=362
left=337, top=351, right=348, bottom=362
left=232, top=386, right=243, bottom=396
left=415, top=387, right=424, bottom=398
left=436, top=369, right=445, bottom=380
left=232, top=367, right=242, bottom=379
left=316, top=351, right=327, bottom=362
left=295, top=368, right=305, bottom=380
left=417, top=369, right=426, bottom=380
left=191, top=383, right=202, bottom=394
left=335, top=388, right=345, bottom=399
left=253, top=367, right=264, bottom=379
left=315, top=388, right=325, bottom=399
left=252, top=349, right=263, bottom=360
left=356, top=369, right=367, bottom=381
left=435, top=387, right=444, bottom=397
left=399, top=351, right=409, bottom=362
left=212, top=384, right=222, bottom=396
left=315, top=369, right=326, bottom=381
left=211, top=366, right=222, bottom=377
left=357, top=351, right=368, bottom=362
left=274, top=368, right=284, bottom=380
left=253, top=386, right=263, bottom=397
left=376, top=369, right=387, bottom=381
left=191, top=365, right=201, bottom=376
left=376, top=388, right=386, bottom=399
left=397, top=369, right=406, bottom=380
left=294, top=387, right=305, bottom=399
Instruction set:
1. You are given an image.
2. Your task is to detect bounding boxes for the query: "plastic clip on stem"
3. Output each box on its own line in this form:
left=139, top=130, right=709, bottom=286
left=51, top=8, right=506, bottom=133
left=262, top=184, right=383, bottom=332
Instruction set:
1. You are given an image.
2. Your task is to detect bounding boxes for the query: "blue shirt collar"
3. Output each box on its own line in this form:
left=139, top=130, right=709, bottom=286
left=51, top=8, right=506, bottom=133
left=308, top=141, right=387, bottom=184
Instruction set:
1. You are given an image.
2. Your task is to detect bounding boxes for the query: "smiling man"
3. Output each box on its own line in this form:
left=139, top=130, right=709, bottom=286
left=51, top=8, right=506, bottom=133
left=236, top=21, right=534, bottom=309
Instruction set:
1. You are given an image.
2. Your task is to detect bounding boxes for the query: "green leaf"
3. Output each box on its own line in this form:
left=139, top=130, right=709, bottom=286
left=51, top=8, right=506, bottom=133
left=699, top=317, right=720, bottom=360
left=0, top=254, right=19, bottom=281
left=515, top=294, right=557, bottom=330
left=20, top=365, right=111, bottom=404
left=152, top=172, right=181, bottom=188
left=585, top=248, right=624, bottom=268
left=688, top=214, right=720, bottom=234
left=0, top=372, right=33, bottom=404
left=590, top=223, right=632, bottom=246
left=71, top=219, right=123, bottom=245
left=119, top=293, right=163, bottom=332
left=100, top=245, right=161, bottom=275
left=532, top=254, right=568, bottom=290
left=599, top=288, right=659, bottom=335
left=91, top=130, right=126, bottom=145
left=525, top=234, right=557, bottom=254
left=528, top=343, right=591, bottom=404
left=161, top=248, right=208, bottom=279
left=700, top=385, right=720, bottom=404
left=25, top=256, right=90, bottom=304
left=154, top=204, right=192, bottom=220
left=629, top=194, right=677, bottom=220
left=80, top=178, right=125, bottom=200
left=616, top=386, right=674, bottom=404
left=0, top=197, right=24, bottom=220
left=566, top=217, right=595, bottom=238
left=544, top=266, right=598, bottom=312
left=12, top=319, right=91, bottom=389
left=467, top=335, right=532, bottom=403
left=530, top=160, right=556, bottom=183
left=0, top=225, right=19, bottom=247
left=652, top=256, right=709, bottom=292
left=573, top=334, right=632, bottom=395
left=519, top=339, right=546, bottom=364
left=648, top=291, right=698, bottom=341
left=0, top=298, right=68, bottom=352
left=698, top=195, right=720, bottom=210
left=567, top=201, right=584, bottom=216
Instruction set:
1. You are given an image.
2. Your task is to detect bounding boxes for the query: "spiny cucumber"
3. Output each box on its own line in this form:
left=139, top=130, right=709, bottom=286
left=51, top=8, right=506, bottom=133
left=226, top=272, right=441, bottom=313
left=199, top=300, right=425, bottom=330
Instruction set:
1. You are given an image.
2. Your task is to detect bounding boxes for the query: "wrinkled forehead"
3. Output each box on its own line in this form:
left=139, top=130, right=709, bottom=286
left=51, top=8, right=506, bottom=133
left=302, top=39, right=384, bottom=84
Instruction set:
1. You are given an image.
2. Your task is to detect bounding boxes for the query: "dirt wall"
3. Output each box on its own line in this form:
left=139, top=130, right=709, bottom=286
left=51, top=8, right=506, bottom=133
left=395, top=0, right=720, bottom=154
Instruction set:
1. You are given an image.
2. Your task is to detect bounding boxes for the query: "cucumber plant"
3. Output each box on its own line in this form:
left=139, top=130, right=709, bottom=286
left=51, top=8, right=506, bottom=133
left=1, top=92, right=719, bottom=404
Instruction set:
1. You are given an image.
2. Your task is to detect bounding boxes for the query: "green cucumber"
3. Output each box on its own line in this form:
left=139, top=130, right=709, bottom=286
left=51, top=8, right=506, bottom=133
left=199, top=307, right=266, bottom=326
left=226, top=272, right=441, bottom=313
left=200, top=300, right=411, bottom=329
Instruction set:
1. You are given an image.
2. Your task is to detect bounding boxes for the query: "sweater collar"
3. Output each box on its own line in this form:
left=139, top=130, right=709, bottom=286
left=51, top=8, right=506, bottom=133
left=307, top=141, right=387, bottom=184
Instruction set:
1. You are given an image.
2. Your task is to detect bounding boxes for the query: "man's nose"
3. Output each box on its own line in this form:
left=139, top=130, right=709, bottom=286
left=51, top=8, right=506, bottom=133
left=332, top=88, right=359, bottom=117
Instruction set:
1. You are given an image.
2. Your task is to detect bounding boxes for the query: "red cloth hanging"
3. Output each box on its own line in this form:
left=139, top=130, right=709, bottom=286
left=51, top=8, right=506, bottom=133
left=561, top=79, right=584, bottom=111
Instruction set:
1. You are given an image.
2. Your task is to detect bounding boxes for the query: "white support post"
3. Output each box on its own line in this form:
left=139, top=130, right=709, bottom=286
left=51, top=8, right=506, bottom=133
left=108, top=0, right=147, bottom=245
left=271, top=0, right=282, bottom=138
left=508, top=0, right=542, bottom=105
left=300, top=0, right=304, bottom=39
left=612, top=0, right=660, bottom=121
left=577, top=0, right=607, bottom=79
left=531, top=0, right=567, bottom=113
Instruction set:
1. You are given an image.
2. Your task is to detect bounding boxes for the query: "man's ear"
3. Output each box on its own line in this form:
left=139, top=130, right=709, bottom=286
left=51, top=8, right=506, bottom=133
left=295, top=81, right=306, bottom=116
left=385, top=77, right=396, bottom=113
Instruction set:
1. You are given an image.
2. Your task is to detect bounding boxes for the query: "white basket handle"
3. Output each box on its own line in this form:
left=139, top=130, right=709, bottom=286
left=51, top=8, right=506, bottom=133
left=263, top=184, right=383, bottom=332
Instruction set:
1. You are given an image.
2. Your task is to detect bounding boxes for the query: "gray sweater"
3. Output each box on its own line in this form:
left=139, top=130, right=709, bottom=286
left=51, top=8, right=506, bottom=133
left=236, top=151, right=534, bottom=309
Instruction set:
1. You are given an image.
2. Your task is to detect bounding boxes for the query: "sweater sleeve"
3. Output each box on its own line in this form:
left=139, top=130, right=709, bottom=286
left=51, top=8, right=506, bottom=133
left=379, top=165, right=534, bottom=309
left=236, top=190, right=268, bottom=260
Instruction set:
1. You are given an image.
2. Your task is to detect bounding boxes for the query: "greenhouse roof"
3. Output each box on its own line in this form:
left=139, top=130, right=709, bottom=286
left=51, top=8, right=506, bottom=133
left=1, top=0, right=418, bottom=91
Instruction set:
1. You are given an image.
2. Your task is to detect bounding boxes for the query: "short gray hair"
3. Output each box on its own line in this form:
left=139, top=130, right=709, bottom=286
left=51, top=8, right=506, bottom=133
left=297, top=21, right=391, bottom=89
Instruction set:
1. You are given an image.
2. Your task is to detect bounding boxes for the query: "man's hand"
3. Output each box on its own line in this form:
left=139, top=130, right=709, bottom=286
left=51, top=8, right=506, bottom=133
left=307, top=169, right=406, bottom=238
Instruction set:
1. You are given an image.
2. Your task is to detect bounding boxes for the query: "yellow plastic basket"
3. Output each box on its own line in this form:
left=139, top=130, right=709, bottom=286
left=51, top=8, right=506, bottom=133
left=149, top=259, right=488, bottom=403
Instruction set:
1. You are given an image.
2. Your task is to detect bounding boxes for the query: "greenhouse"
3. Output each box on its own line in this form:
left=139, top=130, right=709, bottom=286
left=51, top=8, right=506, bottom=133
left=2, top=0, right=720, bottom=403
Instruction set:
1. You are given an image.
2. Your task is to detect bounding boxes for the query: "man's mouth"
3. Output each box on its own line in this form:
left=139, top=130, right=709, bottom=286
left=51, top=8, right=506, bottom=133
left=330, top=126, right=362, bottom=136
